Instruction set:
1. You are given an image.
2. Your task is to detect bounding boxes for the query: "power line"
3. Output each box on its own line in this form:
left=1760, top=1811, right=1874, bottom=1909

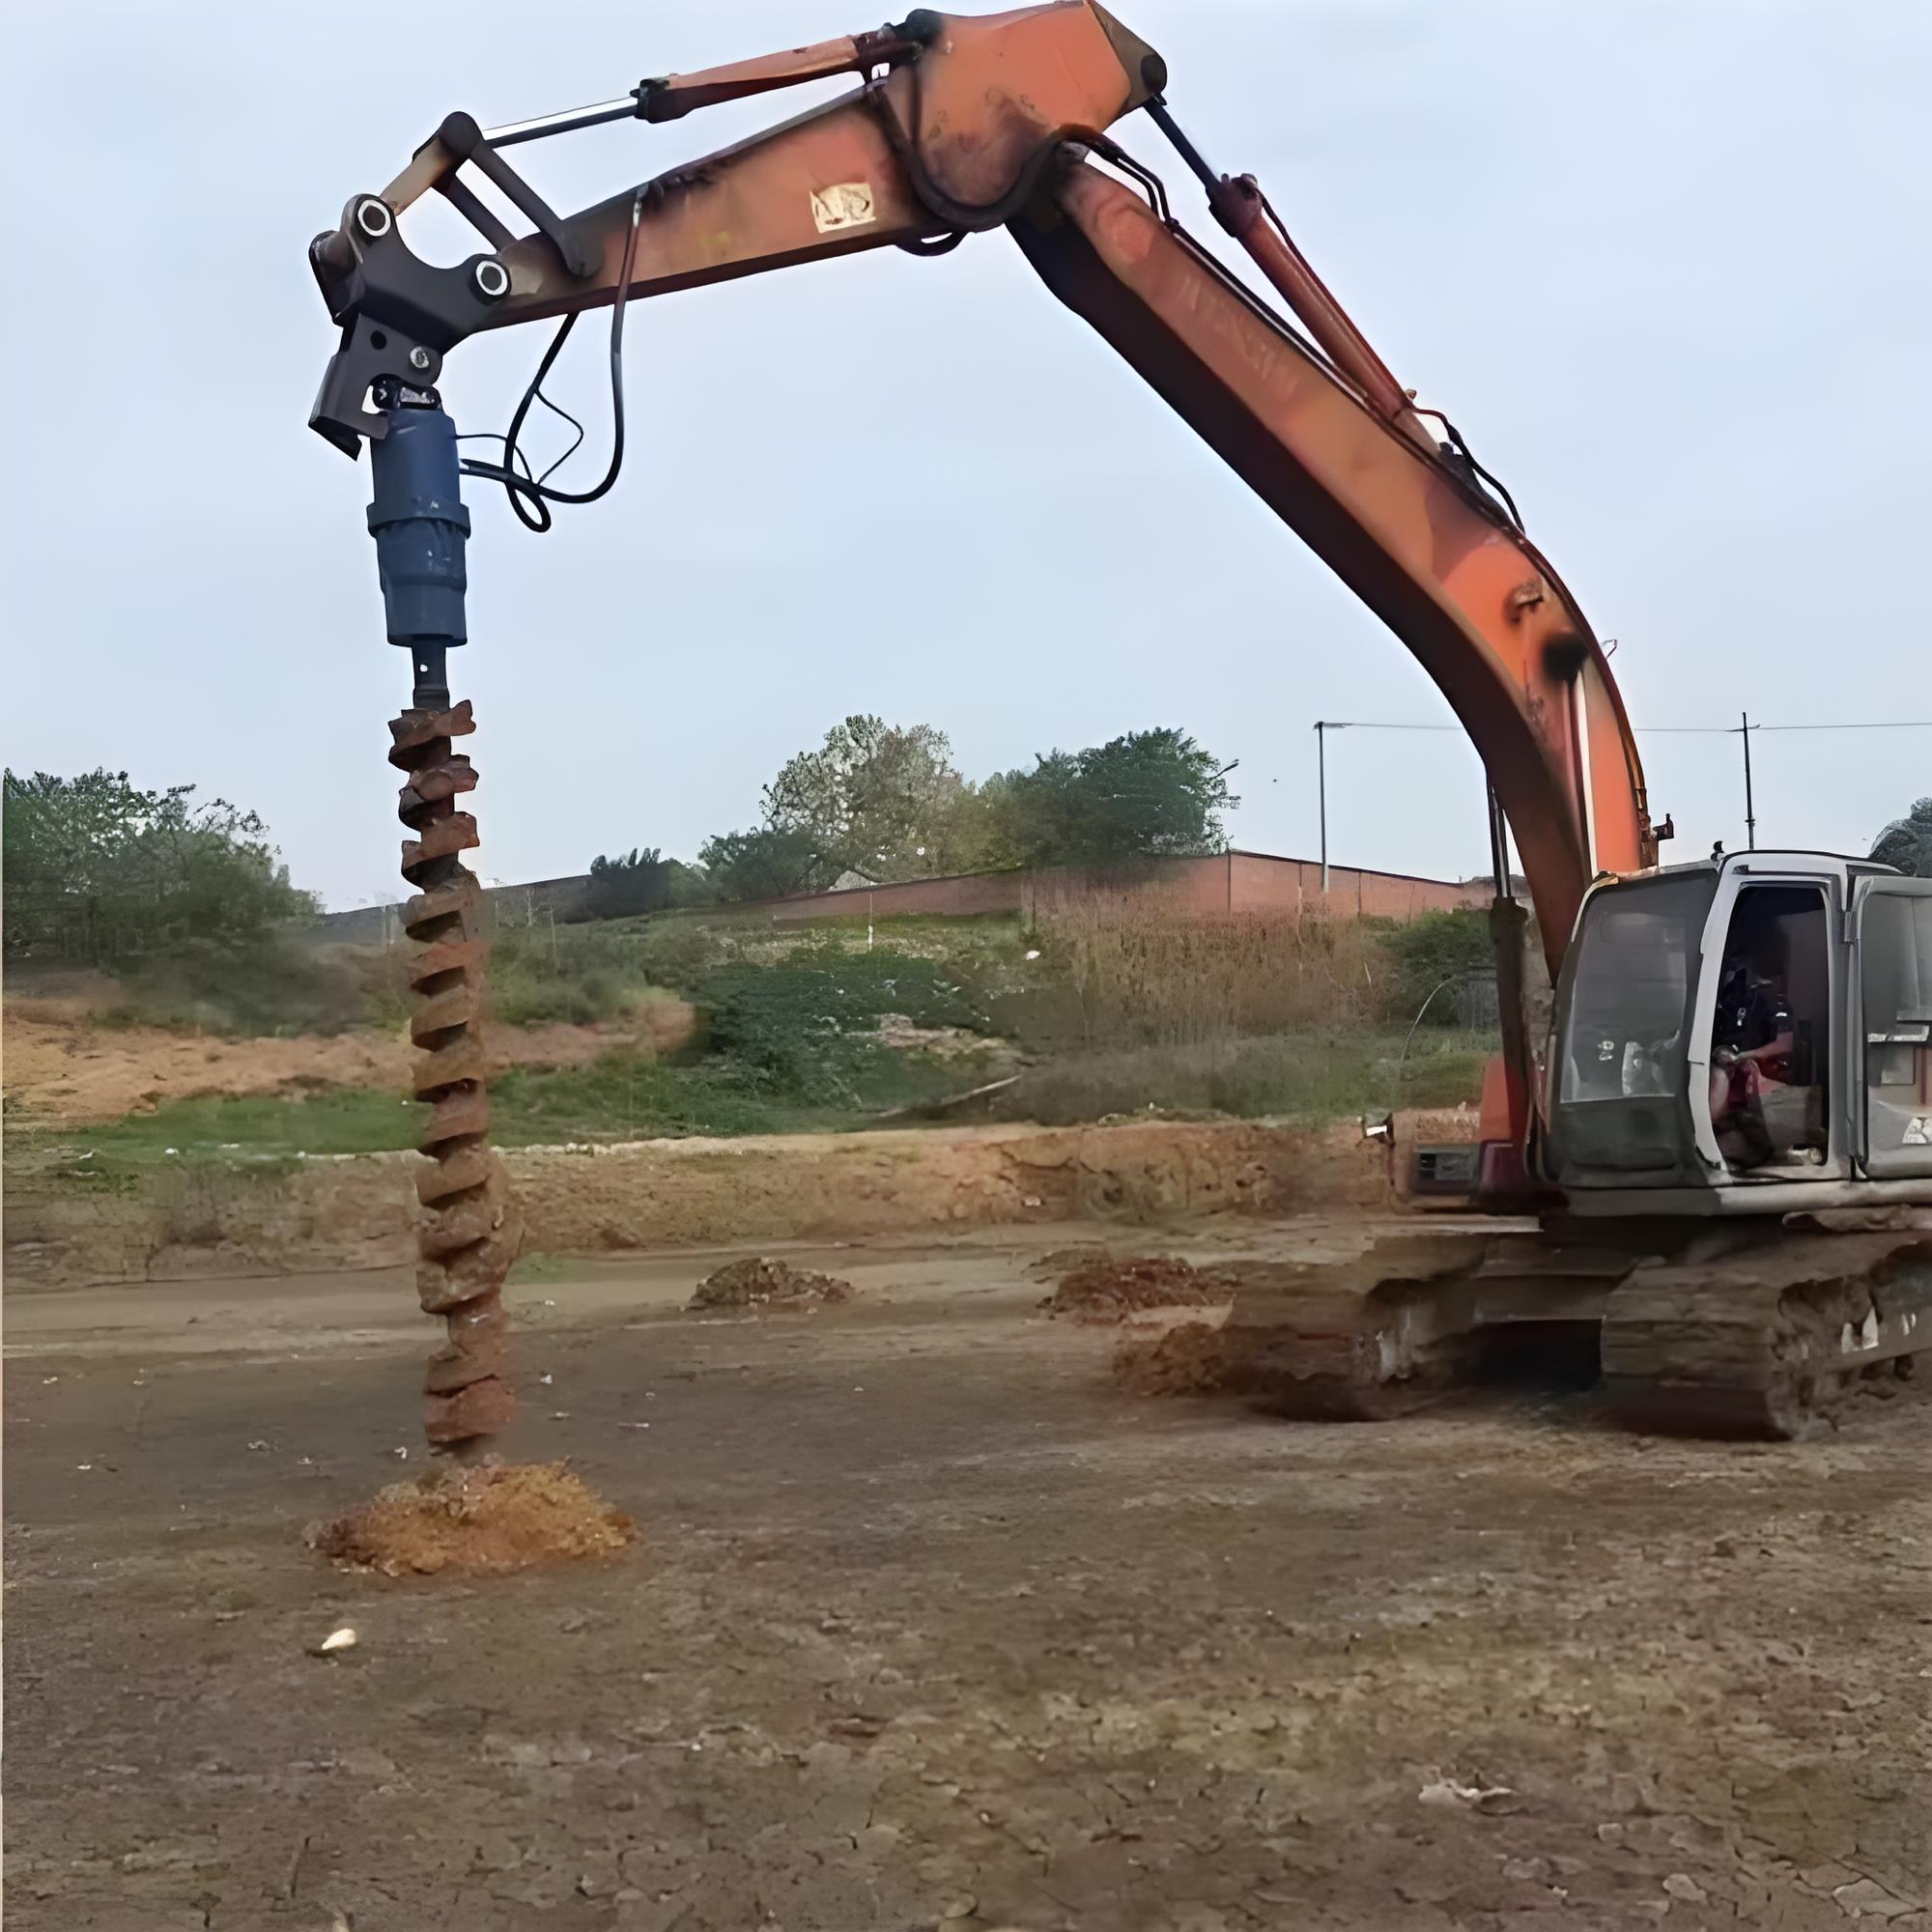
left=1745, top=721, right=1932, bottom=735
left=1298, top=713, right=1925, bottom=861
left=1313, top=717, right=1932, bottom=736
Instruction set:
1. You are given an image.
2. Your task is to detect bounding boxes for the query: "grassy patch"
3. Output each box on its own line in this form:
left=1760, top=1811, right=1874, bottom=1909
left=475, top=910, right=1025, bottom=1027
left=99, top=935, right=406, bottom=1037
left=699, top=941, right=990, bottom=1104
left=68, top=1088, right=417, bottom=1162
left=505, top=1251, right=576, bottom=1285
left=25, top=1027, right=1484, bottom=1178
left=490, top=1056, right=793, bottom=1143
left=48, top=1041, right=1000, bottom=1171
left=487, top=919, right=705, bottom=1024
left=20, top=908, right=1503, bottom=1167
left=1005, top=1033, right=1490, bottom=1127
left=492, top=1039, right=998, bottom=1140
left=50, top=1061, right=771, bottom=1165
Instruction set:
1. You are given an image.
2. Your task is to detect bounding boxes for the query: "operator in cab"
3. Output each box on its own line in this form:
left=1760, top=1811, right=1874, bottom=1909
left=1709, top=936, right=1793, bottom=1168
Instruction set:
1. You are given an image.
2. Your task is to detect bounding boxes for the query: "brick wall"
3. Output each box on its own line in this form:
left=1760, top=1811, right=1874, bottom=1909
left=764, top=868, right=1025, bottom=925
left=753, top=851, right=1481, bottom=926
left=309, top=850, right=1482, bottom=945
left=1227, top=853, right=1484, bottom=920
left=304, top=871, right=598, bottom=948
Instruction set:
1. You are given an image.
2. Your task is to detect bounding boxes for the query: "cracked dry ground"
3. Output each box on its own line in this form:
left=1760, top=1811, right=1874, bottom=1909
left=6, top=1236, right=1931, bottom=1931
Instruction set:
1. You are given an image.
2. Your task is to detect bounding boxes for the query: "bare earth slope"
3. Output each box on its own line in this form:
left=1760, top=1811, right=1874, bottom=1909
left=4, top=983, right=692, bottom=1126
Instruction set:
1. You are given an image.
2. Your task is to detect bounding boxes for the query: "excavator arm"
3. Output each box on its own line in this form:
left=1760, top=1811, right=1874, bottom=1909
left=311, top=1, right=1657, bottom=968
left=312, top=1, right=1669, bottom=1450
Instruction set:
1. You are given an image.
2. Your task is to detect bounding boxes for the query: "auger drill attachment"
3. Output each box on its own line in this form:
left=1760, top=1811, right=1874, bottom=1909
left=367, top=382, right=518, bottom=1452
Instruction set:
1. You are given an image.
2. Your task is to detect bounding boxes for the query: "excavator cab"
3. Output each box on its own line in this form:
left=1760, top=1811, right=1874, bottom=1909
left=1548, top=853, right=1932, bottom=1208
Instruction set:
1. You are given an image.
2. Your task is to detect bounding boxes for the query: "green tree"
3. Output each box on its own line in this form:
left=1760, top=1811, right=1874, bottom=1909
left=1872, top=799, right=1932, bottom=877
left=763, top=715, right=963, bottom=880
left=971, top=728, right=1237, bottom=868
left=1378, top=908, right=1496, bottom=1027
left=2, top=768, right=318, bottom=963
left=665, top=861, right=720, bottom=911
left=696, top=825, right=838, bottom=902
left=585, top=846, right=673, bottom=919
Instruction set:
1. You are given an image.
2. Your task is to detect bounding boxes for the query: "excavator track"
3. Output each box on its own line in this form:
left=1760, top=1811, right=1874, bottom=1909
left=1219, top=1235, right=1496, bottom=1421
left=1216, top=1224, right=1932, bottom=1437
left=389, top=697, right=519, bottom=1449
left=1218, top=1231, right=1645, bottom=1420
left=1601, top=1232, right=1932, bottom=1439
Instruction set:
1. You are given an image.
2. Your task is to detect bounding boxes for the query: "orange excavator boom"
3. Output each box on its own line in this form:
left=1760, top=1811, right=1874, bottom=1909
left=310, top=0, right=1662, bottom=1057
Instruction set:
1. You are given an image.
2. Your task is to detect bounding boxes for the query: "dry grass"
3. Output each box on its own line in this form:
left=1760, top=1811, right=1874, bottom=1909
left=1002, top=1034, right=1491, bottom=1127
left=1037, top=905, right=1386, bottom=1048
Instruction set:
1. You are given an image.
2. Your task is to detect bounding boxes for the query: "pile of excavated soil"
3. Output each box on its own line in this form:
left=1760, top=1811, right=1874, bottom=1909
left=310, top=1462, right=634, bottom=1577
left=689, top=1256, right=855, bottom=1312
left=1111, top=1321, right=1237, bottom=1396
left=1039, top=1253, right=1240, bottom=1324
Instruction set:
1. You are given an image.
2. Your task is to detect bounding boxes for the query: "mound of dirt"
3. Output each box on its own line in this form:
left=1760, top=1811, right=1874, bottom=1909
left=310, top=1462, right=634, bottom=1578
left=1111, top=1321, right=1236, bottom=1396
left=689, top=1256, right=855, bottom=1312
left=1039, top=1253, right=1241, bottom=1324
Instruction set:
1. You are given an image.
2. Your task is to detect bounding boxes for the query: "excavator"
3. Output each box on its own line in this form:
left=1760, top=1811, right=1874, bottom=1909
left=308, top=2, right=1932, bottom=1448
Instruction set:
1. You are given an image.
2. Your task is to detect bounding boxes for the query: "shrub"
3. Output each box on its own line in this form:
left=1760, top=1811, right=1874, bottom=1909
left=699, top=945, right=987, bottom=1101
left=113, top=935, right=388, bottom=1037
left=486, top=920, right=677, bottom=1028
left=629, top=919, right=716, bottom=994
left=1376, top=908, right=1498, bottom=1028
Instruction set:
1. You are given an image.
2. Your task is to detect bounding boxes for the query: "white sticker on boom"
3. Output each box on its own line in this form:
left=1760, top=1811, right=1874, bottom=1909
left=1904, top=1116, right=1931, bottom=1147
left=810, top=183, right=876, bottom=233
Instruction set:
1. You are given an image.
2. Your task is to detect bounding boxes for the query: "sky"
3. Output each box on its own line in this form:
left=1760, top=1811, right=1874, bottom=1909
left=4, top=1, right=1928, bottom=911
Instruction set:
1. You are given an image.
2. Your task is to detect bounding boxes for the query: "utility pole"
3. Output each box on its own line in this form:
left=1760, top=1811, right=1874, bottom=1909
left=1314, top=721, right=1345, bottom=893
left=1741, top=710, right=1757, bottom=851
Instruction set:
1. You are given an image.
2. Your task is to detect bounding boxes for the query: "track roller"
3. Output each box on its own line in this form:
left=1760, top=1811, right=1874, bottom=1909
left=1601, top=1232, right=1932, bottom=1438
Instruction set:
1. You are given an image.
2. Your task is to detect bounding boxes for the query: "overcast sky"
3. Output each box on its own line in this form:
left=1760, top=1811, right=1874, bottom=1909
left=5, top=1, right=1927, bottom=910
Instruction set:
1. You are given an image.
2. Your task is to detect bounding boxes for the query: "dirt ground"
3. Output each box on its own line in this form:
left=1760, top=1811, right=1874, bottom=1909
left=8, top=1219, right=1930, bottom=1931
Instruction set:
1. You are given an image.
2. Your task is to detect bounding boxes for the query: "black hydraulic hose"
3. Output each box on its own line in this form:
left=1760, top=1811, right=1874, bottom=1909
left=458, top=187, right=646, bottom=531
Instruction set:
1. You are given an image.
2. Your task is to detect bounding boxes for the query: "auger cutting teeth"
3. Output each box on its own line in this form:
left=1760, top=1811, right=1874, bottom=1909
left=387, top=698, right=519, bottom=1448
